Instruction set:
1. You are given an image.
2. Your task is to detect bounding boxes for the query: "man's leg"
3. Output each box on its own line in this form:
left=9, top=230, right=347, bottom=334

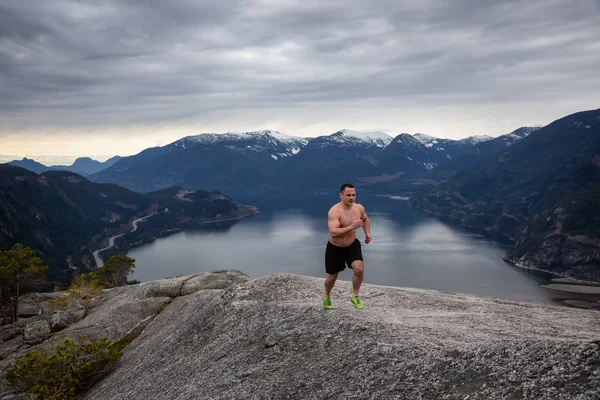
left=324, top=273, right=338, bottom=297
left=350, top=260, right=364, bottom=297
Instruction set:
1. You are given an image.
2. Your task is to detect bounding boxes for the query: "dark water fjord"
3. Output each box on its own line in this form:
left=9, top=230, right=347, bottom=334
left=128, top=196, right=561, bottom=305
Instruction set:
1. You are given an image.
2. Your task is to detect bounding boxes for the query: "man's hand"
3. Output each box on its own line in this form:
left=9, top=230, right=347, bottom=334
left=352, top=217, right=363, bottom=229
left=365, top=234, right=372, bottom=244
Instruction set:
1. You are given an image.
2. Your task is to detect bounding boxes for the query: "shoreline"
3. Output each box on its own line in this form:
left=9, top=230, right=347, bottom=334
left=504, top=260, right=600, bottom=310
left=540, top=283, right=600, bottom=295
left=504, top=258, right=600, bottom=285
left=121, top=211, right=259, bottom=254
left=92, top=208, right=258, bottom=268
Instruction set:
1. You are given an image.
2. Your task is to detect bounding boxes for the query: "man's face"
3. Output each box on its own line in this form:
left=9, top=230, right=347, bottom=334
left=340, top=187, right=356, bottom=206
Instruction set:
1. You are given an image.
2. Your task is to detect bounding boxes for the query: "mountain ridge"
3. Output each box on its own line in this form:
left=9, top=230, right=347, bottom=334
left=9, top=156, right=122, bottom=177
left=89, top=128, right=502, bottom=194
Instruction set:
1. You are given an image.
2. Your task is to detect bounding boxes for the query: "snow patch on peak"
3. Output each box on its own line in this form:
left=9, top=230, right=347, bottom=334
left=174, top=129, right=308, bottom=158
left=334, top=129, right=393, bottom=147
left=258, top=130, right=308, bottom=145
left=508, top=127, right=540, bottom=139
left=413, top=133, right=438, bottom=144
left=459, top=135, right=493, bottom=145
left=337, top=129, right=392, bottom=140
left=184, top=130, right=307, bottom=146
left=520, top=127, right=540, bottom=137
left=268, top=130, right=293, bottom=141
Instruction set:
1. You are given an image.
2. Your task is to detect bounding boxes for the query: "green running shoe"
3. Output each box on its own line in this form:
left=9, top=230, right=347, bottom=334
left=323, top=296, right=333, bottom=309
left=351, top=296, right=364, bottom=309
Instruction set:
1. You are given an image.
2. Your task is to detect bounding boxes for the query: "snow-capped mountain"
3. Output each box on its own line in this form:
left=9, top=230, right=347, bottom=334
left=178, top=130, right=309, bottom=160
left=378, top=134, right=443, bottom=172
left=500, top=127, right=541, bottom=147
left=329, top=129, right=394, bottom=148
left=413, top=133, right=493, bottom=149
left=435, top=126, right=542, bottom=176
left=91, top=130, right=311, bottom=192
left=375, top=132, right=493, bottom=173
left=290, top=129, right=393, bottom=172
left=89, top=123, right=545, bottom=195
left=412, top=133, right=438, bottom=145
left=412, top=133, right=462, bottom=155
left=458, top=135, right=494, bottom=146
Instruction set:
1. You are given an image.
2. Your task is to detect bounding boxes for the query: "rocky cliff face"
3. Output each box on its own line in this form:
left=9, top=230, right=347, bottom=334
left=413, top=109, right=600, bottom=282
left=505, top=234, right=600, bottom=282
left=2, top=273, right=599, bottom=399
left=501, top=192, right=600, bottom=282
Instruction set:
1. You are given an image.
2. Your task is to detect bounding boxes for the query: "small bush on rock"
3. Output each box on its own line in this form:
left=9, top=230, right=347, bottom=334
left=68, top=273, right=103, bottom=301
left=47, top=294, right=71, bottom=311
left=6, top=336, right=124, bottom=399
left=48, top=274, right=103, bottom=311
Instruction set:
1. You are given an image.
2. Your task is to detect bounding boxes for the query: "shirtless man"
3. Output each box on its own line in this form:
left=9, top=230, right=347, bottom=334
left=323, top=183, right=371, bottom=309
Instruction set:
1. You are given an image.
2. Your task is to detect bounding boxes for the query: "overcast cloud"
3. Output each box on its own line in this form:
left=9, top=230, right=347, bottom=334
left=1, top=0, right=600, bottom=162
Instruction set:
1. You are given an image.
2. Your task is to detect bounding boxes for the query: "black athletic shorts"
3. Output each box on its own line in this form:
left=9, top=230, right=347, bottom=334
left=325, top=239, right=363, bottom=275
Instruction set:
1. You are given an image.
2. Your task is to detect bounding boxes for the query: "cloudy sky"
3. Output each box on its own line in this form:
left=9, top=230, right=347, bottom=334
left=1, top=0, right=599, bottom=164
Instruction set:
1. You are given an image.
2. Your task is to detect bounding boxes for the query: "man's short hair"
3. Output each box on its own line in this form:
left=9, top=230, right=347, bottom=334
left=340, top=183, right=355, bottom=193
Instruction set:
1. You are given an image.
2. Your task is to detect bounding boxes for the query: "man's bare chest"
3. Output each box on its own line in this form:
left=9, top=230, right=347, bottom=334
left=338, top=209, right=360, bottom=227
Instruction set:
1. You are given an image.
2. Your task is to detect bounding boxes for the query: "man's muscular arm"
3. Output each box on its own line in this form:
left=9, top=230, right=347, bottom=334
left=328, top=209, right=362, bottom=237
left=360, top=205, right=372, bottom=243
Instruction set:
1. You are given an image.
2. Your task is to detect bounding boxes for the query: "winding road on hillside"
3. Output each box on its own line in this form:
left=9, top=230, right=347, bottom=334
left=92, top=208, right=252, bottom=268
left=92, top=212, right=158, bottom=268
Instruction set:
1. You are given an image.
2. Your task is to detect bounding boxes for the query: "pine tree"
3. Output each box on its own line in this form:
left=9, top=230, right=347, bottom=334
left=97, top=254, right=136, bottom=288
left=0, top=244, right=48, bottom=324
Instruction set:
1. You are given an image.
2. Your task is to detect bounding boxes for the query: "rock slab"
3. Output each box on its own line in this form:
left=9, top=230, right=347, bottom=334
left=86, top=274, right=600, bottom=400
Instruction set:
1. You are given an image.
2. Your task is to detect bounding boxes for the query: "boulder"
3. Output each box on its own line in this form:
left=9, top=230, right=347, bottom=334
left=181, top=270, right=249, bottom=295
left=140, top=275, right=191, bottom=298
left=49, top=300, right=86, bottom=333
left=50, top=312, right=68, bottom=332
left=16, top=298, right=41, bottom=318
left=16, top=293, right=59, bottom=318
left=64, top=301, right=87, bottom=324
left=54, top=270, right=249, bottom=343
left=23, top=320, right=51, bottom=344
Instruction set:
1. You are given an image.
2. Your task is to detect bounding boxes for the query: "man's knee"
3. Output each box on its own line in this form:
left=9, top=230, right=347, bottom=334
left=352, top=261, right=364, bottom=276
left=326, top=273, right=339, bottom=282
